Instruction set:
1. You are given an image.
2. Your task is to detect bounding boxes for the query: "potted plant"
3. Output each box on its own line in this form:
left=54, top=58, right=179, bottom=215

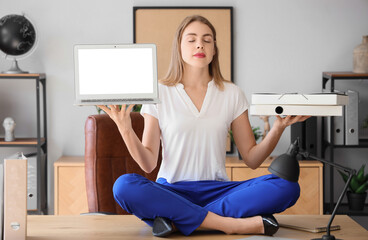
left=338, top=164, right=368, bottom=211
left=363, top=115, right=368, bottom=128
left=229, top=126, right=262, bottom=160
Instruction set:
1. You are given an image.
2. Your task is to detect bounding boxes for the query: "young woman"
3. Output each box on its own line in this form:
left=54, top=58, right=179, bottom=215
left=98, top=15, right=309, bottom=237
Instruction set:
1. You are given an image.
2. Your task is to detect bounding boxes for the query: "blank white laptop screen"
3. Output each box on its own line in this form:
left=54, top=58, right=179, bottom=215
left=74, top=44, right=159, bottom=105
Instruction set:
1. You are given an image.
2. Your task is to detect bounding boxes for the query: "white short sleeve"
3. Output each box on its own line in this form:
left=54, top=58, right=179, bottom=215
left=140, top=104, right=158, bottom=119
left=232, top=86, right=249, bottom=121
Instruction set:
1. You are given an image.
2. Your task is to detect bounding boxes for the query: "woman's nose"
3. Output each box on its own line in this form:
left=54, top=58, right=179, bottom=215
left=196, top=42, right=204, bottom=49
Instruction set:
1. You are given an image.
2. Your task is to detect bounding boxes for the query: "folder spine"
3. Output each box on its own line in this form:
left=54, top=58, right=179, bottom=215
left=4, top=156, right=27, bottom=240
left=345, top=90, right=359, bottom=145
left=325, top=114, right=345, bottom=145
left=0, top=164, right=3, bottom=239
left=305, top=117, right=317, bottom=155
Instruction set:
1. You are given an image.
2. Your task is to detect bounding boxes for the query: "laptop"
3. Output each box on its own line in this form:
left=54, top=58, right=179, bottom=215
left=74, top=43, right=160, bottom=105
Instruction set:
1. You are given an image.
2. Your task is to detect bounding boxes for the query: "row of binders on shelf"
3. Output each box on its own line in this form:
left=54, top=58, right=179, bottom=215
left=249, top=92, right=350, bottom=116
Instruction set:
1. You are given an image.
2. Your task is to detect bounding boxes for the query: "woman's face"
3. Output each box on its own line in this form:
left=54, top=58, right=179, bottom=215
left=180, top=21, right=215, bottom=69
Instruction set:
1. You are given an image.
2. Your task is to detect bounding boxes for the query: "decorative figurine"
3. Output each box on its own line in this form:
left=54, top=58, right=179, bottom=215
left=260, top=116, right=270, bottom=140
left=3, top=117, right=16, bottom=141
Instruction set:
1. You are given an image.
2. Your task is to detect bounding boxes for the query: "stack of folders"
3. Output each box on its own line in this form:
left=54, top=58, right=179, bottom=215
left=0, top=153, right=27, bottom=240
left=249, top=93, right=349, bottom=116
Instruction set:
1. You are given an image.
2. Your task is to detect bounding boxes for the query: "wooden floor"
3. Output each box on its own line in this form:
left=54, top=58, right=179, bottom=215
left=27, top=215, right=368, bottom=240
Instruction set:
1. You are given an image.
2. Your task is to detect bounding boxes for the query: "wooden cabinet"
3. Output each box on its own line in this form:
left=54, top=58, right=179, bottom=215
left=226, top=156, right=323, bottom=215
left=54, top=156, right=88, bottom=215
left=54, top=156, right=323, bottom=215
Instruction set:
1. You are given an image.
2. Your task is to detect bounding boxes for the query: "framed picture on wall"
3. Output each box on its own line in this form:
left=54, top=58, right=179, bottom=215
left=133, top=6, right=234, bottom=153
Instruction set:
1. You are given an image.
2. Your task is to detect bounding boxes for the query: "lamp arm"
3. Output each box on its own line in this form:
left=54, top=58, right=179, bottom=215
left=300, top=151, right=356, bottom=238
left=300, top=152, right=354, bottom=174
left=324, top=172, right=354, bottom=236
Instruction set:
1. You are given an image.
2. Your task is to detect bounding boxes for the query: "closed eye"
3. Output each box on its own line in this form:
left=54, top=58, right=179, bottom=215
left=203, top=37, right=213, bottom=43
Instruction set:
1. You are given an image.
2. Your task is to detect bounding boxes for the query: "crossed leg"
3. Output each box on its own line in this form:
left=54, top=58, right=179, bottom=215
left=113, top=173, right=299, bottom=236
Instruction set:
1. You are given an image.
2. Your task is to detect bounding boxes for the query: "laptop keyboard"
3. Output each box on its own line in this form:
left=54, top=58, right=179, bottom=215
left=81, top=98, right=155, bottom=102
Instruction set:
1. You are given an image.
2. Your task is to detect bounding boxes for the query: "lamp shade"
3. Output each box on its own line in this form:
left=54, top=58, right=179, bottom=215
left=268, top=140, right=300, bottom=182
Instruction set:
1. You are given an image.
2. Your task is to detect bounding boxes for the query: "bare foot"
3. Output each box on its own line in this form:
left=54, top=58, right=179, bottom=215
left=200, top=211, right=265, bottom=235
left=225, top=215, right=264, bottom=235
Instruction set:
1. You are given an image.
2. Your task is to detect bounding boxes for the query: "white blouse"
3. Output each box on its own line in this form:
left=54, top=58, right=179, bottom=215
left=141, top=80, right=249, bottom=183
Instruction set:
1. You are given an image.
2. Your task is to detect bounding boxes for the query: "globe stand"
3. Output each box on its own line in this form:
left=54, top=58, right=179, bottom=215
left=2, top=59, right=28, bottom=74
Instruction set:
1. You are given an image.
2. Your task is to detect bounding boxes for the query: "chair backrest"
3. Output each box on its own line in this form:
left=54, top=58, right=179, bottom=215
left=84, top=112, right=161, bottom=214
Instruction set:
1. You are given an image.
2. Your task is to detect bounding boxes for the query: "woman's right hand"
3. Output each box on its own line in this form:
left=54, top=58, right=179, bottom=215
left=97, top=105, right=135, bottom=135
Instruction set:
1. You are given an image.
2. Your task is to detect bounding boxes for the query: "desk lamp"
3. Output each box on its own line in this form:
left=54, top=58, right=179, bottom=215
left=268, top=139, right=355, bottom=240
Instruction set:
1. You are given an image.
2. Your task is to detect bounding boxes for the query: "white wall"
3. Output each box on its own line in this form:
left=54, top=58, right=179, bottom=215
left=0, top=0, right=367, bottom=214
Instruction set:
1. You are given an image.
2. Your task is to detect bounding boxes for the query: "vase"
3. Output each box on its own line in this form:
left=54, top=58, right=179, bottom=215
left=347, top=191, right=367, bottom=211
left=353, top=35, right=368, bottom=73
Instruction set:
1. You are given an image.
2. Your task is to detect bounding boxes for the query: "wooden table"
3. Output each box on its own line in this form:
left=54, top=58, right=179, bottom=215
left=27, top=215, right=367, bottom=239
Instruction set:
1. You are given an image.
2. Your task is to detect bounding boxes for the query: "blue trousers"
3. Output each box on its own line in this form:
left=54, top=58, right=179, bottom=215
left=113, top=173, right=300, bottom=236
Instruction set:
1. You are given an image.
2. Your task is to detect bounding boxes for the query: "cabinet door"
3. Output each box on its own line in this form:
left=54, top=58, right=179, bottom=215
left=55, top=166, right=88, bottom=215
left=283, top=167, right=321, bottom=215
left=231, top=166, right=321, bottom=215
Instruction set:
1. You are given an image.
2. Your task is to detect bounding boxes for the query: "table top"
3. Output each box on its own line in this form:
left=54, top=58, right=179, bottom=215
left=27, top=214, right=367, bottom=240
left=323, top=71, right=368, bottom=78
left=56, top=155, right=323, bottom=168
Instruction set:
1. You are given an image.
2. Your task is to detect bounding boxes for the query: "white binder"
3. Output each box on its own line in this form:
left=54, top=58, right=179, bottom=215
left=250, top=104, right=343, bottom=116
left=251, top=93, right=349, bottom=105
left=0, top=163, right=3, bottom=240
left=4, top=153, right=27, bottom=240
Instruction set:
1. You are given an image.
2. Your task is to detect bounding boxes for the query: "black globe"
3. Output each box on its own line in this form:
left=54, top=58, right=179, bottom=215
left=0, top=14, right=36, bottom=56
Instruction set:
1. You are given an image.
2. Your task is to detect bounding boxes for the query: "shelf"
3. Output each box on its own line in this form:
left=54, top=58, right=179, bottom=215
left=323, top=139, right=368, bottom=149
left=0, top=138, right=45, bottom=147
left=0, top=73, right=46, bottom=80
left=325, top=203, right=368, bottom=216
left=323, top=71, right=368, bottom=79
left=322, top=71, right=368, bottom=89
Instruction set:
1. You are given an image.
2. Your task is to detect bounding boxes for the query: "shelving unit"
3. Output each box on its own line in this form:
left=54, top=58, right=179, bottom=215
left=322, top=71, right=368, bottom=215
left=0, top=73, right=47, bottom=214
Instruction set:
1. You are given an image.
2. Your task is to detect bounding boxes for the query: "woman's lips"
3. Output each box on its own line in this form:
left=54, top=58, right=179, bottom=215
left=194, top=53, right=206, bottom=58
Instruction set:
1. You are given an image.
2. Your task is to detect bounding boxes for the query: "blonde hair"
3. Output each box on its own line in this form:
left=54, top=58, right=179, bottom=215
left=160, top=15, right=230, bottom=90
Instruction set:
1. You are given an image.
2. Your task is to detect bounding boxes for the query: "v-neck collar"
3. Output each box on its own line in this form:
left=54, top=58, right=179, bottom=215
left=176, top=80, right=214, bottom=117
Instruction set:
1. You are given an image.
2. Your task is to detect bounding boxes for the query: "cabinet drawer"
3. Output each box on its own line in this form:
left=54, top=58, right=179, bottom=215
left=54, top=156, right=88, bottom=215
left=233, top=167, right=270, bottom=181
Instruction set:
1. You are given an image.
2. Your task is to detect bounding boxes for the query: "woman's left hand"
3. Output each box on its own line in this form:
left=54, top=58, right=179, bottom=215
left=274, top=115, right=311, bottom=130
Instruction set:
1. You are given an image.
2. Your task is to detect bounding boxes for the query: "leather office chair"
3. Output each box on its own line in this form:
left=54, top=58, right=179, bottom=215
left=84, top=112, right=162, bottom=214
